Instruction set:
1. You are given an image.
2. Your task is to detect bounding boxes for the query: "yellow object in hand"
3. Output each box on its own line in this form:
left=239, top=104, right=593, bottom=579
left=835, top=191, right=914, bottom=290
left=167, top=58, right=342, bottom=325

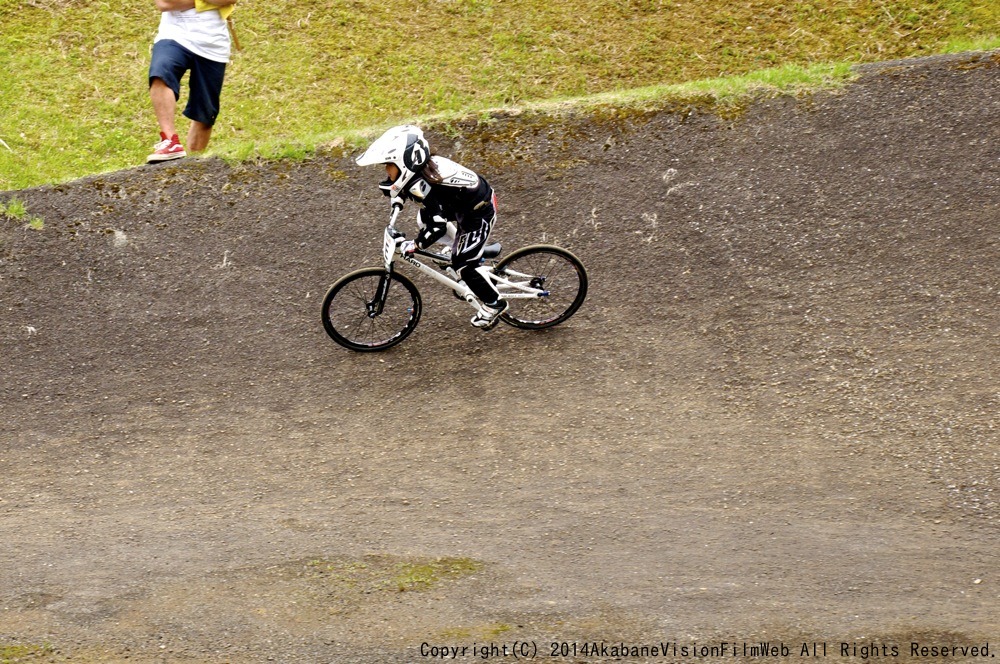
left=194, top=0, right=234, bottom=20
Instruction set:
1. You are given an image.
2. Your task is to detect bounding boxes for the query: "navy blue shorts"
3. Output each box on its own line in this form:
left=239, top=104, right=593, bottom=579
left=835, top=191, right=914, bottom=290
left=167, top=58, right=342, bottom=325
left=148, top=39, right=227, bottom=127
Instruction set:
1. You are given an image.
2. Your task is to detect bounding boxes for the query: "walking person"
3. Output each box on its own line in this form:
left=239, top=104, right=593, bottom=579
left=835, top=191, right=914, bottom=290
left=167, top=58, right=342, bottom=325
left=146, top=0, right=237, bottom=162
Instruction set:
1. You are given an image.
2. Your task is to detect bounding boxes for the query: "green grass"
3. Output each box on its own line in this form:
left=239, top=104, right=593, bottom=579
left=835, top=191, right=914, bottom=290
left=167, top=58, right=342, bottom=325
left=1, top=0, right=997, bottom=190
left=522, top=60, right=858, bottom=111
left=391, top=557, right=483, bottom=591
left=307, top=555, right=484, bottom=594
left=0, top=196, right=28, bottom=219
left=1, top=195, right=44, bottom=228
left=0, top=643, right=52, bottom=663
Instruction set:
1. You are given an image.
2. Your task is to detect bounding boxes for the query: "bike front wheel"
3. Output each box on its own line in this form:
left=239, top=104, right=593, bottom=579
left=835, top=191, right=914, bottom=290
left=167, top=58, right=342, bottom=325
left=321, top=267, right=422, bottom=351
left=493, top=245, right=588, bottom=329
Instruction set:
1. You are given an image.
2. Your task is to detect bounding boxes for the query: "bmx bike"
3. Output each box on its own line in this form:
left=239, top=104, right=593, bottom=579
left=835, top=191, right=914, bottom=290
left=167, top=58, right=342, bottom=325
left=321, top=203, right=588, bottom=351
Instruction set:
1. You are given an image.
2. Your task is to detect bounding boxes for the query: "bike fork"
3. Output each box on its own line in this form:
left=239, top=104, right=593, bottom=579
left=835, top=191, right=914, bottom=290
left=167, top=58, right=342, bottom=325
left=367, top=269, right=393, bottom=317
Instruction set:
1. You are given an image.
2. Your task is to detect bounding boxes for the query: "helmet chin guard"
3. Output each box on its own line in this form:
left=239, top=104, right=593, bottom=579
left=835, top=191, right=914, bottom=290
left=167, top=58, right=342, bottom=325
left=378, top=177, right=395, bottom=197
left=357, top=125, right=431, bottom=199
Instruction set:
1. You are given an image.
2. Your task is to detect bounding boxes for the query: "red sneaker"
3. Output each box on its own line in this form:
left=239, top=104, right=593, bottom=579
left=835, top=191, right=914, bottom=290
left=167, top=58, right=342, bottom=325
left=147, top=132, right=186, bottom=163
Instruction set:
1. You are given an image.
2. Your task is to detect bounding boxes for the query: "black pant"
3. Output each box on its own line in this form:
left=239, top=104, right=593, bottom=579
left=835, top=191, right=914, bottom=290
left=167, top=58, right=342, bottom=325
left=451, top=204, right=499, bottom=304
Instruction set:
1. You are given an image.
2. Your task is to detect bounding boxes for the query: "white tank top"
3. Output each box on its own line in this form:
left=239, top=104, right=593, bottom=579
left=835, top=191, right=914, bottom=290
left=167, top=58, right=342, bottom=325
left=155, top=8, right=230, bottom=63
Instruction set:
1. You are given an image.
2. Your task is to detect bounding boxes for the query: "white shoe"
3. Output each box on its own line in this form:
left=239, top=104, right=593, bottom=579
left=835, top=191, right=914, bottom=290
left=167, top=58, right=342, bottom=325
left=471, top=299, right=509, bottom=331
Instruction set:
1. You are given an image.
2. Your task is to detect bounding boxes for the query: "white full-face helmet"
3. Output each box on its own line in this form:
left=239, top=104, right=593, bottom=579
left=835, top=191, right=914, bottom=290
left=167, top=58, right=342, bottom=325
left=355, top=124, right=430, bottom=199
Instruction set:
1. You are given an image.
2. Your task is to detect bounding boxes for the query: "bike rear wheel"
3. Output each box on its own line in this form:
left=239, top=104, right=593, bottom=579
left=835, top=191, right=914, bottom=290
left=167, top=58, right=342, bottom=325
left=321, top=267, right=422, bottom=351
left=493, top=245, right=588, bottom=329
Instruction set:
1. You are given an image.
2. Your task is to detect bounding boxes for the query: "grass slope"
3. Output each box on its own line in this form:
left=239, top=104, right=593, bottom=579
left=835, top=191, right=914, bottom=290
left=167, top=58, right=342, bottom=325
left=0, top=0, right=997, bottom=190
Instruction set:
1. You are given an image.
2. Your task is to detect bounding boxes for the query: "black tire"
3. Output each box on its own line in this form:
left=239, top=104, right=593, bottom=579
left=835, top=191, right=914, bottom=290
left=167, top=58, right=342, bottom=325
left=321, top=268, right=422, bottom=351
left=493, top=245, right=588, bottom=329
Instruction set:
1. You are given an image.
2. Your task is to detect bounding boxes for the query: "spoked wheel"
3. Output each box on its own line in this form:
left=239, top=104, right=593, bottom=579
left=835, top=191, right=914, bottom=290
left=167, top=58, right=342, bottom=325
left=493, top=245, right=588, bottom=329
left=321, top=267, right=422, bottom=351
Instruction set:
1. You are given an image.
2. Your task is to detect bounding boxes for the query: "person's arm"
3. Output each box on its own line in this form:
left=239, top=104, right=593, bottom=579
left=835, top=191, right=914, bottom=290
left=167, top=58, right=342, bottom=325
left=154, top=0, right=236, bottom=11
left=415, top=207, right=449, bottom=249
left=155, top=0, right=195, bottom=11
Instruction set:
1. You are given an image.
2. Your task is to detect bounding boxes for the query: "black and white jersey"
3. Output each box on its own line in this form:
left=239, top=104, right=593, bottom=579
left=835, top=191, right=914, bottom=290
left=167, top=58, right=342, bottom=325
left=405, top=156, right=494, bottom=248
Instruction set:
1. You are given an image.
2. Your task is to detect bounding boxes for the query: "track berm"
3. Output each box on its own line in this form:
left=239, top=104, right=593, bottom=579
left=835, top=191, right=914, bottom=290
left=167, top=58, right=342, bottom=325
left=1, top=52, right=997, bottom=662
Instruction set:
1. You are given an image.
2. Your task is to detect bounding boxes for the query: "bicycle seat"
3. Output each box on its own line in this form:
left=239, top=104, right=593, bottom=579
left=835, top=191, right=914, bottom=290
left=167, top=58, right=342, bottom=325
left=483, top=243, right=502, bottom=259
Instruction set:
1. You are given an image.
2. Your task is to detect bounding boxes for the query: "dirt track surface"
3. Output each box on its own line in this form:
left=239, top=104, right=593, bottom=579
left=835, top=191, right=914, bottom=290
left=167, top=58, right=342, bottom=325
left=2, top=52, right=998, bottom=663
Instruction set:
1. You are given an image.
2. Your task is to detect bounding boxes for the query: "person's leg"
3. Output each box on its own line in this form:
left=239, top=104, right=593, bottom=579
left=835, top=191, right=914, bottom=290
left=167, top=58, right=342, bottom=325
left=458, top=262, right=500, bottom=304
left=183, top=55, right=227, bottom=152
left=146, top=41, right=190, bottom=161
left=149, top=78, right=179, bottom=139
left=187, top=120, right=213, bottom=152
left=148, top=40, right=187, bottom=139
left=452, top=212, right=502, bottom=305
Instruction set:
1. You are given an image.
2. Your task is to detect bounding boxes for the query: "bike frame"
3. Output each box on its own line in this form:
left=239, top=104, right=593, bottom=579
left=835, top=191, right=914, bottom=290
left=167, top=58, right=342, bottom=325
left=375, top=205, right=550, bottom=314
